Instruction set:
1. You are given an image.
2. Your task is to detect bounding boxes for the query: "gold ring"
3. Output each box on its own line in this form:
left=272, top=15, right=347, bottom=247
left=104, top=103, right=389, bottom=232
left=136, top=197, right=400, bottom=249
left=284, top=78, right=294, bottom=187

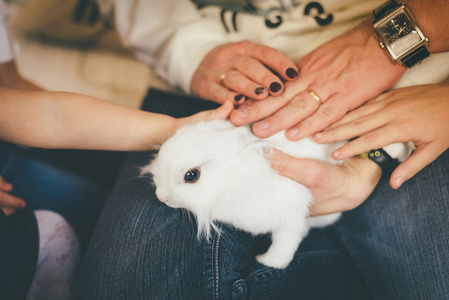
left=307, top=89, right=322, bottom=106
left=219, top=71, right=226, bottom=84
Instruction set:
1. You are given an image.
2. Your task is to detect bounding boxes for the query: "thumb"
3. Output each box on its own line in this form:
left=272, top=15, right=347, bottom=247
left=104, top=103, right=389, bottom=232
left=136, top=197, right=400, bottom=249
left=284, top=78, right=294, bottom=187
left=211, top=100, right=234, bottom=120
left=390, top=144, right=441, bottom=189
left=0, top=191, right=26, bottom=209
left=198, top=100, right=234, bottom=123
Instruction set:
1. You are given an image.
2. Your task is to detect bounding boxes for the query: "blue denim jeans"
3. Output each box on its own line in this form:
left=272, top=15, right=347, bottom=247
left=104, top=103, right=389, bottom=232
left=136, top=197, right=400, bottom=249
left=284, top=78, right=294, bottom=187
left=0, top=142, right=107, bottom=248
left=74, top=89, right=449, bottom=299
left=74, top=148, right=449, bottom=300
left=335, top=148, right=449, bottom=300
left=74, top=151, right=367, bottom=299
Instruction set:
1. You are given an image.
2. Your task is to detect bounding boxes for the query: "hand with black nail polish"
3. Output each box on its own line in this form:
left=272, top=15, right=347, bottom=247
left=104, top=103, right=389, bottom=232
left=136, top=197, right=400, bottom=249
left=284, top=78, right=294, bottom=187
left=255, top=87, right=267, bottom=95
left=286, top=68, right=298, bottom=79
left=234, top=94, right=247, bottom=104
left=191, top=41, right=299, bottom=104
left=270, top=82, right=282, bottom=93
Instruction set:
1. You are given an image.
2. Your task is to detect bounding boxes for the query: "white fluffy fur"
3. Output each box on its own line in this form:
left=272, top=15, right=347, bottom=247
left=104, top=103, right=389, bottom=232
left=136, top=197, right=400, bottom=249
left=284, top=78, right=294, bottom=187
left=143, top=119, right=344, bottom=269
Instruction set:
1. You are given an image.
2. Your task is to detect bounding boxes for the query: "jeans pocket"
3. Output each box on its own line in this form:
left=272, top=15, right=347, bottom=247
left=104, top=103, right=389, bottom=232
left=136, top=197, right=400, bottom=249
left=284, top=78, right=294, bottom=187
left=231, top=279, right=247, bottom=300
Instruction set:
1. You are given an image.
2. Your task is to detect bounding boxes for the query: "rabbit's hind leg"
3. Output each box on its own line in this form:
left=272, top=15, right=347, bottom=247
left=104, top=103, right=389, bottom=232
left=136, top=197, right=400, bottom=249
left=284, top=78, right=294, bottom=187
left=256, top=219, right=309, bottom=269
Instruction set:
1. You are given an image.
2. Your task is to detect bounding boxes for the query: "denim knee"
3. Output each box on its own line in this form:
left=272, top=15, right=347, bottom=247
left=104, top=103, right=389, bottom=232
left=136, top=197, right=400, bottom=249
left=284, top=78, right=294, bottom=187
left=208, top=226, right=366, bottom=300
left=336, top=150, right=449, bottom=300
left=75, top=151, right=366, bottom=299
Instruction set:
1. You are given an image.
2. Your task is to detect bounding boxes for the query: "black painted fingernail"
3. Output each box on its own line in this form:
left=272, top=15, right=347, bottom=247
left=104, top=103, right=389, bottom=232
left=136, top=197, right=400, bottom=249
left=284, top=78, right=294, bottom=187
left=234, top=94, right=245, bottom=102
left=255, top=87, right=267, bottom=95
left=270, top=82, right=282, bottom=93
left=286, top=68, right=298, bottom=79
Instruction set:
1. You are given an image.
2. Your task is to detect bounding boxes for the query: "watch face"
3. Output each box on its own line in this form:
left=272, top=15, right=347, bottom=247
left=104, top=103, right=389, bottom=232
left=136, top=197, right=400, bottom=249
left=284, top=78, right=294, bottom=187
left=378, top=11, right=422, bottom=57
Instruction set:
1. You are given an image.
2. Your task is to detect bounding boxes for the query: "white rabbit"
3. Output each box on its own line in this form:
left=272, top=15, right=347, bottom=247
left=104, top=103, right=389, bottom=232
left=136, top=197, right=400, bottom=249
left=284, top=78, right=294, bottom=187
left=142, top=119, right=344, bottom=269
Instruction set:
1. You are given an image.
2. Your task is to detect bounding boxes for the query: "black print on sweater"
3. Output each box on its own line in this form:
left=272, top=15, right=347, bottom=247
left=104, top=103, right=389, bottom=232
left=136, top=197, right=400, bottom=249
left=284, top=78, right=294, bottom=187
left=220, top=9, right=241, bottom=32
left=304, top=2, right=333, bottom=26
left=219, top=1, right=333, bottom=33
left=265, top=15, right=283, bottom=28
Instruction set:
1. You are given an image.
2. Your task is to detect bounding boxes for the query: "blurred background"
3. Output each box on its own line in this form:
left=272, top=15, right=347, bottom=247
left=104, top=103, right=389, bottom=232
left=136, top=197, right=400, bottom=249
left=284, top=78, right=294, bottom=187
left=6, top=0, right=172, bottom=109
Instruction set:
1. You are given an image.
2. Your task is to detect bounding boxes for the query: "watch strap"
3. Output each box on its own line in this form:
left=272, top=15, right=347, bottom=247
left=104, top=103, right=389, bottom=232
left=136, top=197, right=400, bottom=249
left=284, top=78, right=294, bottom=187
left=373, top=0, right=398, bottom=20
left=402, top=45, right=430, bottom=68
left=361, top=148, right=399, bottom=175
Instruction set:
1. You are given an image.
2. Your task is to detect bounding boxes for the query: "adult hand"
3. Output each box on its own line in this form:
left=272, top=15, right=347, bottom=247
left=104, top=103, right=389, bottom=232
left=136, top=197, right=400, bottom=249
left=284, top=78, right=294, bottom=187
left=314, top=84, right=449, bottom=189
left=191, top=41, right=299, bottom=104
left=0, top=176, right=26, bottom=216
left=231, top=20, right=406, bottom=139
left=270, top=151, right=381, bottom=216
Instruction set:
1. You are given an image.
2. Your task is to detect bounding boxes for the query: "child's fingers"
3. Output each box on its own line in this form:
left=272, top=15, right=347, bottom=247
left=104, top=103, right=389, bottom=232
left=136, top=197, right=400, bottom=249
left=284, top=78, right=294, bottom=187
left=0, top=191, right=26, bottom=209
left=186, top=100, right=235, bottom=126
left=0, top=176, right=13, bottom=191
left=199, top=101, right=235, bottom=122
left=212, top=100, right=234, bottom=119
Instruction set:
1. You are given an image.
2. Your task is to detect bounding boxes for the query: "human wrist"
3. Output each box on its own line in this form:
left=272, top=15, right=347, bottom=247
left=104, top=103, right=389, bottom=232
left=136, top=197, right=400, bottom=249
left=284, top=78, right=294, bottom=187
left=154, top=116, right=179, bottom=148
left=339, top=156, right=382, bottom=211
left=355, top=18, right=407, bottom=75
left=171, top=116, right=183, bottom=135
left=173, top=115, right=198, bottom=135
left=371, top=0, right=449, bottom=66
left=345, top=156, right=382, bottom=179
left=136, top=113, right=178, bottom=150
left=401, top=0, right=449, bottom=53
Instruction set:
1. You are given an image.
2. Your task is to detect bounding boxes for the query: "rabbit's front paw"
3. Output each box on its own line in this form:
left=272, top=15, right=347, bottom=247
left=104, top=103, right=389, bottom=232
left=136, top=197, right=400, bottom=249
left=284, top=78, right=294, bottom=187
left=256, top=253, right=292, bottom=269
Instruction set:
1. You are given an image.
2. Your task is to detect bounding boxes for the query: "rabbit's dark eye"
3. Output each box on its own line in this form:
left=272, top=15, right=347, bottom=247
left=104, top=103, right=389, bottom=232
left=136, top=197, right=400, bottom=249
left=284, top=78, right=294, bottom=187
left=184, top=168, right=201, bottom=183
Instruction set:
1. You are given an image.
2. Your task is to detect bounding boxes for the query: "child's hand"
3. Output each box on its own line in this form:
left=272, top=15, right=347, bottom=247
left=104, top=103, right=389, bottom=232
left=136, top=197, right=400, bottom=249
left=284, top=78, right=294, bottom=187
left=0, top=176, right=26, bottom=216
left=176, top=100, right=234, bottom=129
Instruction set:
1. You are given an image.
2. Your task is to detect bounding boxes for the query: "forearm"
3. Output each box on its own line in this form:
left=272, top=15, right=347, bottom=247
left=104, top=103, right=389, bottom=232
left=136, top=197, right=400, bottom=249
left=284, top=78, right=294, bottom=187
left=403, top=0, right=449, bottom=52
left=0, top=88, right=177, bottom=151
left=340, top=0, right=449, bottom=84
left=350, top=0, right=449, bottom=69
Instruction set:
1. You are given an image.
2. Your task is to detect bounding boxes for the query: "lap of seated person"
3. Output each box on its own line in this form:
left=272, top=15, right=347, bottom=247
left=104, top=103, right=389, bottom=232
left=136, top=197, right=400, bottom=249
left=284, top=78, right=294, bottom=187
left=73, top=91, right=449, bottom=300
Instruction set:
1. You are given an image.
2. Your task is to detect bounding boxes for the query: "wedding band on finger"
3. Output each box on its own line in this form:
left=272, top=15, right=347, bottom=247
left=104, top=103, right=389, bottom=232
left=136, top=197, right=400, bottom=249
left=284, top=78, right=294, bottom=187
left=307, top=89, right=322, bottom=106
left=219, top=71, right=226, bottom=85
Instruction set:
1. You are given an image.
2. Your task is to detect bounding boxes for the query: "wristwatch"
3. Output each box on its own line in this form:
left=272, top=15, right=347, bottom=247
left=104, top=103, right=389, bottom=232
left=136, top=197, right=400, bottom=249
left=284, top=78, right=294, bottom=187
left=372, top=0, right=429, bottom=68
